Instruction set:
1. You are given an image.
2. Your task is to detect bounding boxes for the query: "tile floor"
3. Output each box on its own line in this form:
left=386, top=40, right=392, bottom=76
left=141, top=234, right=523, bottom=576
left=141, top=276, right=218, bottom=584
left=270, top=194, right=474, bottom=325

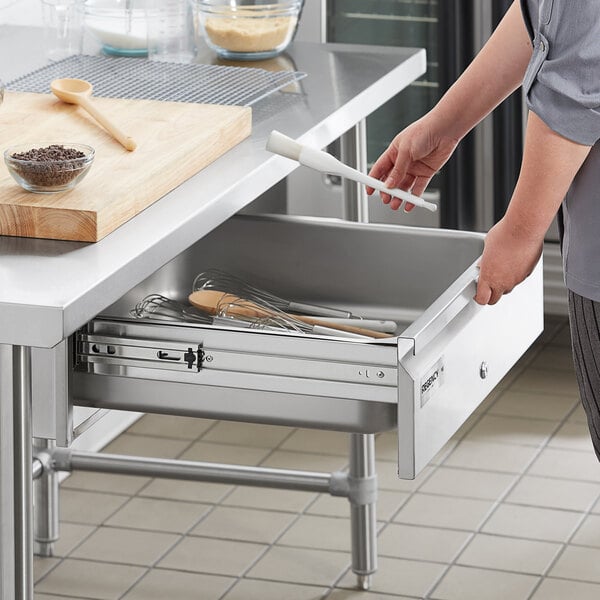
left=33, top=316, right=600, bottom=600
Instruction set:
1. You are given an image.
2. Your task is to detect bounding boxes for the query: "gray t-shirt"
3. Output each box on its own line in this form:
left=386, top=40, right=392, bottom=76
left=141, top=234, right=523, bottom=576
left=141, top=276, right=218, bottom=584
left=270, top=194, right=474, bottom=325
left=521, top=0, right=600, bottom=301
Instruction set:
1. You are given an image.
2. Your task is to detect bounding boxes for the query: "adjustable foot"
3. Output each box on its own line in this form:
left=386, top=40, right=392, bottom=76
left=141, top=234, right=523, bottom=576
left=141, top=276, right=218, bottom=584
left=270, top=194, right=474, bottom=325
left=356, top=574, right=371, bottom=591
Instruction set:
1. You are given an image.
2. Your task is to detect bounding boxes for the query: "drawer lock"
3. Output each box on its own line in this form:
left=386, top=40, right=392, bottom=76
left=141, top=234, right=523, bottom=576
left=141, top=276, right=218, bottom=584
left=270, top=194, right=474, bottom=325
left=479, top=362, right=488, bottom=380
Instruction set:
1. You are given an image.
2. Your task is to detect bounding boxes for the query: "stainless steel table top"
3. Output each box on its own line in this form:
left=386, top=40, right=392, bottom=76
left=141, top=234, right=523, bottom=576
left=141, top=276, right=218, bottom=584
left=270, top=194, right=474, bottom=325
left=0, top=27, right=425, bottom=348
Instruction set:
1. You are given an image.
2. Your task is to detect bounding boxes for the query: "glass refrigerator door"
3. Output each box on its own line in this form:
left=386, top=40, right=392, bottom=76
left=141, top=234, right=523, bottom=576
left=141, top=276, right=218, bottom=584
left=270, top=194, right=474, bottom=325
left=288, top=0, right=523, bottom=232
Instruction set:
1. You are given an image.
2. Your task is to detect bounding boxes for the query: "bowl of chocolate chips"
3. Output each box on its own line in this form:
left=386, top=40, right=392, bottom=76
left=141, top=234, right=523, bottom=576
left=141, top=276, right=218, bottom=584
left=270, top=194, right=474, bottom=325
left=4, top=143, right=95, bottom=193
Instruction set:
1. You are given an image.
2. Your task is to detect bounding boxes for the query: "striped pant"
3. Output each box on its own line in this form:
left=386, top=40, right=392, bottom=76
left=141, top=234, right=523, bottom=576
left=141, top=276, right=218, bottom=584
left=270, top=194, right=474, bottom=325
left=568, top=290, right=600, bottom=461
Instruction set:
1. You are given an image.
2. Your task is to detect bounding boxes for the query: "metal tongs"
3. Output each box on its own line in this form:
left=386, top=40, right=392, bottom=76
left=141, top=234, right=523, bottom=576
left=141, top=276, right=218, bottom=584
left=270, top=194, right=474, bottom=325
left=266, top=130, right=438, bottom=213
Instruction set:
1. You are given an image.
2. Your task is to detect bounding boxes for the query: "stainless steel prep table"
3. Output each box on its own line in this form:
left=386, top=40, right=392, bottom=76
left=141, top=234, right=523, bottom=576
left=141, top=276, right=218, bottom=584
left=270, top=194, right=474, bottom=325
left=0, top=29, right=543, bottom=600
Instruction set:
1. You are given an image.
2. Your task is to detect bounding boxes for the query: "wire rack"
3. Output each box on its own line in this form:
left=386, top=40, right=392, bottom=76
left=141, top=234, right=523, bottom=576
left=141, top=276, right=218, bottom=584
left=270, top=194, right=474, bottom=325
left=6, top=54, right=306, bottom=107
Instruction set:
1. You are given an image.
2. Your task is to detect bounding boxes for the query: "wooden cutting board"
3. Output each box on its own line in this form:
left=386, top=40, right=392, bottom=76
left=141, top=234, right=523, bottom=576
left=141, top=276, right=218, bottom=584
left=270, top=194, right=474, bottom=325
left=0, top=91, right=251, bottom=242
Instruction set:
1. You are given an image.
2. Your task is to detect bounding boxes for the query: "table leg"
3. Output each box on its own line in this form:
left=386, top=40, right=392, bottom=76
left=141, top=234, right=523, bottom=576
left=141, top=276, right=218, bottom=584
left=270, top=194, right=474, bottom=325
left=34, top=439, right=59, bottom=557
left=13, top=346, right=34, bottom=600
left=349, top=432, right=377, bottom=590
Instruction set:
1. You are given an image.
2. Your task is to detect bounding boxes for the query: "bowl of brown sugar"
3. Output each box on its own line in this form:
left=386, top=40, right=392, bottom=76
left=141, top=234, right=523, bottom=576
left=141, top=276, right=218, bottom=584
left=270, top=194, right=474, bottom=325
left=4, top=143, right=95, bottom=193
left=193, top=0, right=303, bottom=60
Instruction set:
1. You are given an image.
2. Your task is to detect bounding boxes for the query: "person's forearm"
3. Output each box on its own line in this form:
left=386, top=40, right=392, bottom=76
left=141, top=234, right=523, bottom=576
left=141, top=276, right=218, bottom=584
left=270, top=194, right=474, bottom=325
left=430, top=1, right=532, bottom=140
left=503, top=111, right=591, bottom=239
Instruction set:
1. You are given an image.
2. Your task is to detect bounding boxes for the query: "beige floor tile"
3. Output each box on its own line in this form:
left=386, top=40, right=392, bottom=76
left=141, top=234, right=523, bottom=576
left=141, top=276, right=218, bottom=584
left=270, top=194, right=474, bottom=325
left=535, top=317, right=566, bottom=344
left=482, top=504, right=582, bottom=542
left=106, top=497, right=211, bottom=533
left=548, top=421, right=595, bottom=452
left=179, top=441, right=271, bottom=466
left=377, top=462, right=435, bottom=491
left=430, top=565, right=539, bottom=600
left=127, top=414, right=215, bottom=440
left=377, top=523, right=471, bottom=563
left=489, top=390, right=578, bottom=422
left=52, top=522, right=96, bottom=557
left=121, top=568, right=233, bottom=600
left=280, top=430, right=351, bottom=456
left=549, top=545, right=600, bottom=583
left=202, top=421, right=293, bottom=448
left=139, top=478, right=232, bottom=504
left=224, top=579, right=327, bottom=600
left=277, top=515, right=350, bottom=552
left=457, top=533, right=561, bottom=575
left=530, top=346, right=576, bottom=371
left=61, top=471, right=150, bottom=495
left=70, top=526, right=179, bottom=566
left=569, top=404, right=588, bottom=423
left=418, top=467, right=517, bottom=501
left=34, top=557, right=60, bottom=584
left=509, top=368, right=579, bottom=397
left=59, top=489, right=129, bottom=525
left=35, top=595, right=89, bottom=600
left=35, top=558, right=145, bottom=599
left=191, top=506, right=296, bottom=543
left=222, top=486, right=316, bottom=513
left=548, top=323, right=573, bottom=347
left=261, top=450, right=347, bottom=472
left=337, top=555, right=446, bottom=597
left=571, top=514, right=600, bottom=548
left=159, top=536, right=267, bottom=577
left=103, top=434, right=190, bottom=459
left=443, top=440, right=538, bottom=473
left=531, top=577, right=600, bottom=600
left=463, top=414, right=556, bottom=447
left=528, top=447, right=600, bottom=482
left=375, top=431, right=399, bottom=461
left=327, top=590, right=413, bottom=600
left=307, top=490, right=408, bottom=521
left=507, top=475, right=600, bottom=511
left=247, top=546, right=349, bottom=586
left=393, top=493, right=494, bottom=531
left=472, top=389, right=504, bottom=415
left=589, top=496, right=600, bottom=514
left=429, top=439, right=461, bottom=466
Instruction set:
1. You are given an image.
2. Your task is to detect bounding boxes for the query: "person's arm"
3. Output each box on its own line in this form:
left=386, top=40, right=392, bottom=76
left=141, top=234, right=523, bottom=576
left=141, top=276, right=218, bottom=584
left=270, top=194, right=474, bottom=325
left=474, top=111, right=592, bottom=305
left=368, top=0, right=532, bottom=208
left=431, top=0, right=531, bottom=140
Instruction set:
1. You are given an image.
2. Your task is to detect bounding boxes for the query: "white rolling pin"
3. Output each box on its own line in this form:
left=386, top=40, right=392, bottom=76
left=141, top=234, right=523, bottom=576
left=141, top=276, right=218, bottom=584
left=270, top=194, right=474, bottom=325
left=266, top=130, right=438, bottom=213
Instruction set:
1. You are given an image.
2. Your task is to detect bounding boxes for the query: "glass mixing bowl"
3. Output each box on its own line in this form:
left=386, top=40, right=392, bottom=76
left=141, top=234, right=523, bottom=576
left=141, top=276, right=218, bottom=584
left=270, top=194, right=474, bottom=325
left=4, top=143, right=95, bottom=194
left=193, top=0, right=303, bottom=61
left=84, top=0, right=151, bottom=56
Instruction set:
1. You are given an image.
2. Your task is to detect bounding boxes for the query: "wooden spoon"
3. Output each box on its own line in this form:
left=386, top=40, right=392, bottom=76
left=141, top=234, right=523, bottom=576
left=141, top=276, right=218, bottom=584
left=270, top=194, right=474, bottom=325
left=189, top=290, right=393, bottom=339
left=50, top=78, right=137, bottom=152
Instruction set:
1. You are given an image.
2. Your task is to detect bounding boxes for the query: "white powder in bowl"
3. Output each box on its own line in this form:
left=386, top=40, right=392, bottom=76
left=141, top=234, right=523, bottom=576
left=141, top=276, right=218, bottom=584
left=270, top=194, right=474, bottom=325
left=204, top=15, right=296, bottom=53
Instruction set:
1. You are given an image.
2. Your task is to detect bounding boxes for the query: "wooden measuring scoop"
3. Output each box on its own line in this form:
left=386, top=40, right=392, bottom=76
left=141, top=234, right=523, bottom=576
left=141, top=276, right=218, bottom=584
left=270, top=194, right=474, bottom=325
left=189, top=289, right=393, bottom=339
left=51, top=78, right=137, bottom=151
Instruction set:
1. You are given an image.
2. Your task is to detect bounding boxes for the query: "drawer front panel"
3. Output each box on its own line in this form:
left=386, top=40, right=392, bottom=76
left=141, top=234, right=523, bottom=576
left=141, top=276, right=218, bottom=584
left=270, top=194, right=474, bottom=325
left=397, top=262, right=544, bottom=479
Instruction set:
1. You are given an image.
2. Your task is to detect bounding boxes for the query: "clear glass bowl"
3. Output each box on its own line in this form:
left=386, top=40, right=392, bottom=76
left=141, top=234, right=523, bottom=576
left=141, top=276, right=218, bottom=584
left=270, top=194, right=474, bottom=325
left=4, top=143, right=95, bottom=194
left=84, top=0, right=151, bottom=56
left=193, top=0, right=303, bottom=61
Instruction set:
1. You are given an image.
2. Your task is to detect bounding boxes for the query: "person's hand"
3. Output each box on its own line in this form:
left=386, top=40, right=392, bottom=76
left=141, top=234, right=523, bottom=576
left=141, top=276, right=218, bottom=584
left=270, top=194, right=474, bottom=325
left=367, top=114, right=459, bottom=211
left=475, top=217, right=543, bottom=305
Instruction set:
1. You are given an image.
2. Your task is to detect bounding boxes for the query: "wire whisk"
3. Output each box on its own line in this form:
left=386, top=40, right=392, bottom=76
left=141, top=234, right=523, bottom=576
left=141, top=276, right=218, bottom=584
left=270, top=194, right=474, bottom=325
left=130, top=294, right=213, bottom=324
left=193, top=268, right=353, bottom=319
left=129, top=293, right=296, bottom=333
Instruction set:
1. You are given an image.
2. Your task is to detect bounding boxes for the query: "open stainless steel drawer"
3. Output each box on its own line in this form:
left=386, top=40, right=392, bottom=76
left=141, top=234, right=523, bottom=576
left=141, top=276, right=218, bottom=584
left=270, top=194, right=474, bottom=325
left=72, top=215, right=543, bottom=478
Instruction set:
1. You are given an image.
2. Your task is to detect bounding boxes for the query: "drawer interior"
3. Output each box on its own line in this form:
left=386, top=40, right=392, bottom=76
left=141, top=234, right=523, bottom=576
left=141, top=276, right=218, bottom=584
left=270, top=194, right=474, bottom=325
left=102, top=214, right=485, bottom=334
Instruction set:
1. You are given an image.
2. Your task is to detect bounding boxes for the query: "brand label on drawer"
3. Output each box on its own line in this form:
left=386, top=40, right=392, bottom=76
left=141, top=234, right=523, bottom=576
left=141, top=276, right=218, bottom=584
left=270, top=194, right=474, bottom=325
left=420, top=357, right=445, bottom=407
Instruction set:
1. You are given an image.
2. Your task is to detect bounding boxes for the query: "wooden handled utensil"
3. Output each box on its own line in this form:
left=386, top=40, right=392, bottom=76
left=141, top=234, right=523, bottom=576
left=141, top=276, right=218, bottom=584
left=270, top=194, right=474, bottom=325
left=50, top=78, right=137, bottom=152
left=189, top=290, right=394, bottom=339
